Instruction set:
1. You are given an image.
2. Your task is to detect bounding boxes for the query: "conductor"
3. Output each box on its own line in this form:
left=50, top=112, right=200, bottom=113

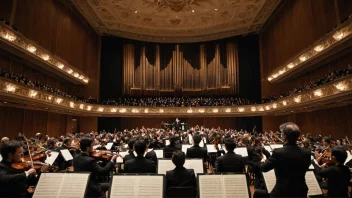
left=260, top=122, right=311, bottom=197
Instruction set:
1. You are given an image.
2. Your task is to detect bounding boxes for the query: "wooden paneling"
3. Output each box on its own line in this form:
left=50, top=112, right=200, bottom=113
left=260, top=0, right=352, bottom=138
left=7, top=0, right=101, bottom=98
left=0, top=106, right=72, bottom=139
left=262, top=104, right=352, bottom=139
left=0, top=0, right=13, bottom=23
left=78, top=116, right=98, bottom=133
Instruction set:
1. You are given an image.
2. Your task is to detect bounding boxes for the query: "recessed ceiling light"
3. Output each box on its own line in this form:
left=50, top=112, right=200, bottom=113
left=4, top=102, right=7, bottom=103
left=135, top=11, right=138, bottom=13
left=192, top=10, right=194, bottom=12
left=215, top=8, right=218, bottom=11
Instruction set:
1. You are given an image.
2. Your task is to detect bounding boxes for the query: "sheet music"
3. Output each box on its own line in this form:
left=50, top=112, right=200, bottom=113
left=188, top=134, right=193, bottom=144
left=165, top=140, right=170, bottom=146
left=345, top=154, right=352, bottom=165
left=93, top=145, right=101, bottom=150
left=234, top=147, right=248, bottom=157
left=264, top=146, right=272, bottom=152
left=154, top=150, right=164, bottom=159
left=0, top=154, right=2, bottom=161
left=309, top=164, right=314, bottom=170
left=158, top=159, right=204, bottom=175
left=45, top=151, right=59, bottom=165
left=33, top=173, right=89, bottom=198
left=60, top=149, right=73, bottom=161
left=305, top=171, right=322, bottom=196
left=106, top=142, right=113, bottom=150
left=110, top=175, right=163, bottom=198
left=198, top=174, right=249, bottom=198
left=263, top=170, right=322, bottom=196
left=119, top=151, right=129, bottom=158
left=182, top=144, right=193, bottom=154
left=116, top=156, right=124, bottom=163
left=206, top=144, right=217, bottom=153
left=270, top=144, right=283, bottom=150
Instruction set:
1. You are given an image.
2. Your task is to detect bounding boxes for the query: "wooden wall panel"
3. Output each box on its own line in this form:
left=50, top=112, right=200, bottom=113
left=78, top=116, right=98, bottom=133
left=0, top=107, right=72, bottom=139
left=0, top=0, right=13, bottom=23
left=262, top=104, right=352, bottom=139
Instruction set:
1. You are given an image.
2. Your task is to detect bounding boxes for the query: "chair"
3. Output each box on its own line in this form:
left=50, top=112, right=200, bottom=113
left=167, top=186, right=197, bottom=198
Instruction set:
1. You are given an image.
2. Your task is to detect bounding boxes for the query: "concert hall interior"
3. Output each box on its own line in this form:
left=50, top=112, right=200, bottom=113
left=0, top=0, right=352, bottom=198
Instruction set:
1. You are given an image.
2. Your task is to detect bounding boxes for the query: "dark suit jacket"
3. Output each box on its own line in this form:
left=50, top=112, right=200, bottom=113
left=164, top=144, right=182, bottom=158
left=0, top=160, right=36, bottom=198
left=313, top=163, right=351, bottom=197
left=124, top=156, right=156, bottom=173
left=166, top=167, right=196, bottom=189
left=73, top=152, right=114, bottom=198
left=123, top=151, right=135, bottom=164
left=186, top=145, right=208, bottom=161
left=145, top=150, right=157, bottom=164
left=260, top=143, right=311, bottom=197
left=216, top=151, right=245, bottom=173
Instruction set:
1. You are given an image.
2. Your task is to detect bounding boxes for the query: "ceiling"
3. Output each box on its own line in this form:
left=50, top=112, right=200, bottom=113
left=68, top=0, right=281, bottom=43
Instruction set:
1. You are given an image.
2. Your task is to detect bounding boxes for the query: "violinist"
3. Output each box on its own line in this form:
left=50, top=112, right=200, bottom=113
left=0, top=140, right=48, bottom=198
left=1, top=137, right=9, bottom=147
left=73, top=137, right=117, bottom=198
left=312, top=147, right=351, bottom=197
left=314, top=137, right=332, bottom=166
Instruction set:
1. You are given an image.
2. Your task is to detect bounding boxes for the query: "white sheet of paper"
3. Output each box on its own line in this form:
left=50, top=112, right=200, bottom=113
left=198, top=174, right=249, bottom=198
left=182, top=144, right=193, bottom=154
left=264, top=146, right=272, bottom=152
left=119, top=151, right=129, bottom=158
left=270, top=144, right=283, bottom=150
left=0, top=154, right=2, bottom=161
left=188, top=134, right=193, bottom=145
left=345, top=155, right=352, bottom=165
left=165, top=140, right=170, bottom=146
left=157, top=159, right=204, bottom=175
left=235, top=147, right=248, bottom=157
left=106, top=142, right=113, bottom=150
left=44, top=151, right=59, bottom=166
left=60, top=149, right=73, bottom=161
left=148, top=148, right=153, bottom=152
left=110, top=175, right=163, bottom=198
left=309, top=164, right=314, bottom=170
left=206, top=144, right=218, bottom=153
left=93, top=145, right=101, bottom=150
left=33, top=173, right=90, bottom=198
left=116, top=156, right=123, bottom=163
left=154, top=150, right=164, bottom=159
left=263, top=170, right=322, bottom=196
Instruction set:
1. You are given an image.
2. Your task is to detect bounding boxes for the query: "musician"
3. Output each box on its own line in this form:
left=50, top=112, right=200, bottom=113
left=0, top=137, right=9, bottom=147
left=260, top=122, right=311, bottom=197
left=186, top=135, right=208, bottom=162
left=73, top=137, right=117, bottom=198
left=248, top=137, right=270, bottom=161
left=123, top=138, right=136, bottom=163
left=312, top=148, right=351, bottom=197
left=164, top=135, right=182, bottom=158
left=124, top=140, right=156, bottom=173
left=166, top=150, right=196, bottom=189
left=215, top=138, right=245, bottom=173
left=0, top=140, right=48, bottom=197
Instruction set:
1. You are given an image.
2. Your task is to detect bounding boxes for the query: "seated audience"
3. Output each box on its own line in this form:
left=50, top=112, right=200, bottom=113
left=166, top=150, right=196, bottom=189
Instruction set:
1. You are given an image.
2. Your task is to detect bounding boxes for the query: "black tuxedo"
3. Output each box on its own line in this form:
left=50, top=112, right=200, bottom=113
left=166, top=167, right=196, bottom=189
left=260, top=143, right=311, bottom=197
left=73, top=152, right=114, bottom=198
left=123, top=151, right=135, bottom=163
left=164, top=144, right=182, bottom=158
left=186, top=145, right=208, bottom=161
left=0, top=160, right=36, bottom=198
left=145, top=150, right=157, bottom=164
left=124, top=156, right=156, bottom=173
left=215, top=151, right=245, bottom=173
left=313, top=163, right=351, bottom=197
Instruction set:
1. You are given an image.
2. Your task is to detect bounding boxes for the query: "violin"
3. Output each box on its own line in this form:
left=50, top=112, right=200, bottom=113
left=90, top=150, right=113, bottom=161
left=11, top=160, right=58, bottom=173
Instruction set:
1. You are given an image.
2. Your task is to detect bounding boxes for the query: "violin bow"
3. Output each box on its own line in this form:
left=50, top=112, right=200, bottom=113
left=21, top=133, right=34, bottom=169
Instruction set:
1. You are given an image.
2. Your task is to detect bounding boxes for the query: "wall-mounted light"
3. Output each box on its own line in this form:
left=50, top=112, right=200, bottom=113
left=98, top=107, right=104, bottom=112
left=251, top=107, right=256, bottom=112
left=69, top=101, right=75, bottom=108
left=79, top=104, right=84, bottom=109
left=212, top=108, right=218, bottom=113
left=294, top=96, right=302, bottom=103
left=87, top=106, right=92, bottom=111
left=314, top=89, right=323, bottom=97
left=56, top=98, right=63, bottom=104
left=28, top=90, right=38, bottom=97
left=225, top=108, right=231, bottom=113
left=238, top=107, right=244, bottom=112
left=119, top=108, right=126, bottom=113
left=5, top=83, right=16, bottom=92
left=334, top=82, right=348, bottom=91
left=111, top=108, right=117, bottom=112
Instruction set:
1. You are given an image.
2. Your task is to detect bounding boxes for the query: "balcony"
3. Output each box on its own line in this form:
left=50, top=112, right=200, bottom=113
left=0, top=23, right=89, bottom=85
left=0, top=75, right=351, bottom=117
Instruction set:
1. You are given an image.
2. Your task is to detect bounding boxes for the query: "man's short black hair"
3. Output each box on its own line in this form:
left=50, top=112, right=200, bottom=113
left=1, top=140, right=22, bottom=160
left=224, top=137, right=236, bottom=151
left=172, top=150, right=186, bottom=167
left=169, top=135, right=176, bottom=145
left=193, top=135, right=201, bottom=145
left=63, top=138, right=71, bottom=145
left=323, top=136, right=331, bottom=145
left=331, top=148, right=347, bottom=164
left=128, top=138, right=136, bottom=150
left=80, top=137, right=94, bottom=151
left=134, top=140, right=147, bottom=155
left=280, top=122, right=300, bottom=143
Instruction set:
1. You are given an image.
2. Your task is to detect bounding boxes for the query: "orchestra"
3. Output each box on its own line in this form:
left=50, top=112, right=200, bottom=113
left=0, top=123, right=351, bottom=197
